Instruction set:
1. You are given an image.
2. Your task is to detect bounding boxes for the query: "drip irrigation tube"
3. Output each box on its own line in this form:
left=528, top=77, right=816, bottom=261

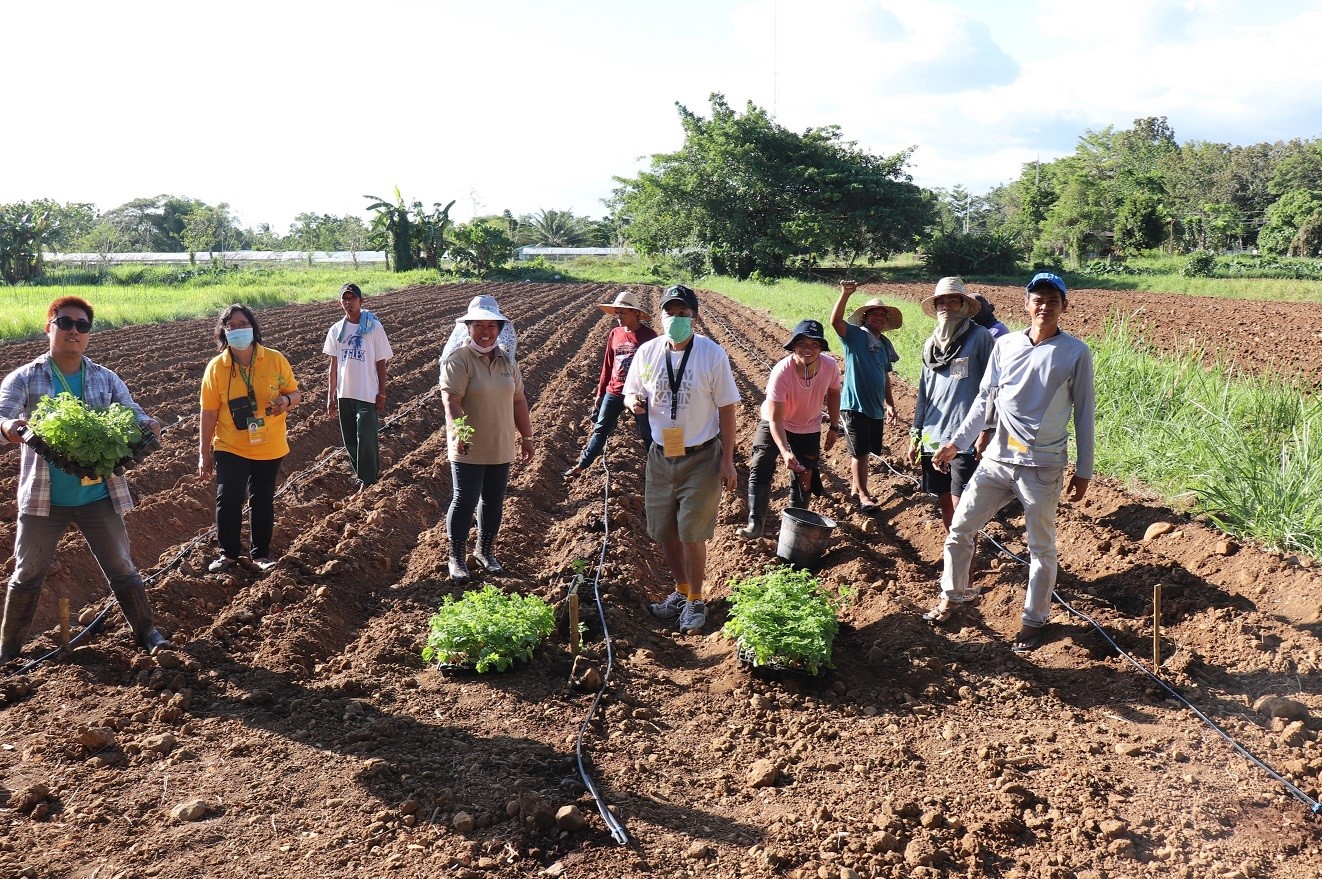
left=879, top=456, right=1322, bottom=817
left=572, top=447, right=629, bottom=845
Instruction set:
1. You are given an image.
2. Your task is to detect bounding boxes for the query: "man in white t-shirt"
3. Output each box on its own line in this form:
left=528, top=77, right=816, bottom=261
left=623, top=285, right=740, bottom=633
left=322, top=283, right=393, bottom=488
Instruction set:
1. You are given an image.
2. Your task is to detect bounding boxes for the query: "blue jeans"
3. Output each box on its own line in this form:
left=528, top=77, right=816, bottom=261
left=576, top=392, right=652, bottom=468
left=338, top=398, right=380, bottom=485
left=10, top=497, right=138, bottom=595
left=447, top=462, right=511, bottom=557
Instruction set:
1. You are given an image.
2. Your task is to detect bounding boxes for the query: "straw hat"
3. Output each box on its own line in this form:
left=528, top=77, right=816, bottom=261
left=847, top=297, right=903, bottom=331
left=455, top=295, right=509, bottom=326
left=920, top=277, right=981, bottom=319
left=598, top=290, right=652, bottom=322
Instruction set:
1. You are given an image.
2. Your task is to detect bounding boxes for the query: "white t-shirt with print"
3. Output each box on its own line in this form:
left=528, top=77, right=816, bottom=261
left=623, top=334, right=740, bottom=447
left=322, top=319, right=394, bottom=403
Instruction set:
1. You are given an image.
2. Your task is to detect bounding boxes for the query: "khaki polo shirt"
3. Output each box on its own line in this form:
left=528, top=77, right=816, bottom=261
left=439, top=345, right=524, bottom=465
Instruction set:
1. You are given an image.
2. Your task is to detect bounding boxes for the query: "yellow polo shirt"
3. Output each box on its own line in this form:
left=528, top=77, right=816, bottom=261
left=200, top=345, right=298, bottom=461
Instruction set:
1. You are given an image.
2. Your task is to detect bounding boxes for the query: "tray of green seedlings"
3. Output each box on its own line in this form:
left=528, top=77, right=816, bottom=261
left=723, top=565, right=845, bottom=677
left=422, top=583, right=555, bottom=673
left=22, top=393, right=159, bottom=480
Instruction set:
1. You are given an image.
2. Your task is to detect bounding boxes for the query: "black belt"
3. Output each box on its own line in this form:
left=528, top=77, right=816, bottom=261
left=685, top=436, right=718, bottom=455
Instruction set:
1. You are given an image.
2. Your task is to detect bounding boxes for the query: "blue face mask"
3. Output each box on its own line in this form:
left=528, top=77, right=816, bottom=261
left=662, top=315, right=693, bottom=344
left=226, top=327, right=254, bottom=351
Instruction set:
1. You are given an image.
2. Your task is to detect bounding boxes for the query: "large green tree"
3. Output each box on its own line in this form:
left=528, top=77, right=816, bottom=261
left=613, top=94, right=932, bottom=278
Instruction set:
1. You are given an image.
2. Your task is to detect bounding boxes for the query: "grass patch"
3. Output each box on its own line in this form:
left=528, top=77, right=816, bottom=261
left=0, top=265, right=441, bottom=341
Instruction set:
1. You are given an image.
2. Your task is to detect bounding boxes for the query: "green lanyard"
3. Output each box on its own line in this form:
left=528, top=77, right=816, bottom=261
left=232, top=348, right=258, bottom=406
left=51, top=360, right=86, bottom=402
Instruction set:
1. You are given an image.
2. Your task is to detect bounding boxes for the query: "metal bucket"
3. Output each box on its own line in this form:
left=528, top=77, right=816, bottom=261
left=776, top=507, right=837, bottom=570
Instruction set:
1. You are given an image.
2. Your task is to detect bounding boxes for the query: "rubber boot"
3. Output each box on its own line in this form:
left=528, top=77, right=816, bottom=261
left=0, top=587, right=41, bottom=662
left=112, top=580, right=170, bottom=655
left=738, top=485, right=771, bottom=540
left=475, top=530, right=504, bottom=574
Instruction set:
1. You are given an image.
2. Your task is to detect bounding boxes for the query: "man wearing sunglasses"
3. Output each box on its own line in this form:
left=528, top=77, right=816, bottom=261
left=0, top=296, right=169, bottom=663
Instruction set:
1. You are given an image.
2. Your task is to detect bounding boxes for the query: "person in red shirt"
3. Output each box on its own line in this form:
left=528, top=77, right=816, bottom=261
left=564, top=291, right=658, bottom=479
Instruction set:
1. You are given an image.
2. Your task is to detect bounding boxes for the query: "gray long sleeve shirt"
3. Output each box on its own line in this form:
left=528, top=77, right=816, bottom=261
left=948, top=329, right=1096, bottom=479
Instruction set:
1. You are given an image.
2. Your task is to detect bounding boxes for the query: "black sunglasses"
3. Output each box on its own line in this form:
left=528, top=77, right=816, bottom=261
left=51, top=316, right=93, bottom=333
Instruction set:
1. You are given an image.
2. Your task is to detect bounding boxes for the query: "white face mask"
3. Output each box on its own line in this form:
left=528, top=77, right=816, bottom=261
left=468, top=338, right=497, bottom=355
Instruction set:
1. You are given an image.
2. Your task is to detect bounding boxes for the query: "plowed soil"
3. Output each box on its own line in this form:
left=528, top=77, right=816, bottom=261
left=1, top=282, right=1320, bottom=879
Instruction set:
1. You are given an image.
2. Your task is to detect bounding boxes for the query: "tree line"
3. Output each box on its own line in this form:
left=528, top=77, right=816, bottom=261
left=6, top=99, right=1322, bottom=284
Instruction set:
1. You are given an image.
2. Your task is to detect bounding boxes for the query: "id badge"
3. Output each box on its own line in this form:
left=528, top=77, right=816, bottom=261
left=662, top=426, right=686, bottom=458
left=247, top=417, right=268, bottom=445
left=81, top=475, right=103, bottom=486
left=1006, top=434, right=1028, bottom=453
left=950, top=357, right=968, bottom=379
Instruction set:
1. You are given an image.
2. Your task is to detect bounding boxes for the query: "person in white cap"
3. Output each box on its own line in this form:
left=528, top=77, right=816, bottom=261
left=908, top=277, right=994, bottom=532
left=439, top=296, right=534, bottom=583
left=564, top=290, right=658, bottom=479
left=928, top=272, right=1095, bottom=653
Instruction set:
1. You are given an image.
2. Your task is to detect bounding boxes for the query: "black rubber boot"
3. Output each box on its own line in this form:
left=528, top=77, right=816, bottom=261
left=474, top=531, right=504, bottom=574
left=738, top=485, right=771, bottom=540
left=112, top=580, right=170, bottom=655
left=0, top=587, right=41, bottom=663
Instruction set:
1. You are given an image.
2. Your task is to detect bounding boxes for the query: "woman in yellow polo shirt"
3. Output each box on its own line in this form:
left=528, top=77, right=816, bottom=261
left=198, top=304, right=301, bottom=573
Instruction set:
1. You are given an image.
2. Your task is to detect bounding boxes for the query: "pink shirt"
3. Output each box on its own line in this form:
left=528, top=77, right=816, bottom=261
left=760, top=354, right=841, bottom=434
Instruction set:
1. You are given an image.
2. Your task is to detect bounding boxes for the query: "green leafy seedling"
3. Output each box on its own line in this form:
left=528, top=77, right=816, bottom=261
left=452, top=415, right=475, bottom=444
left=29, top=393, right=143, bottom=479
left=721, top=565, right=843, bottom=675
left=571, top=558, right=588, bottom=576
left=422, top=584, right=554, bottom=673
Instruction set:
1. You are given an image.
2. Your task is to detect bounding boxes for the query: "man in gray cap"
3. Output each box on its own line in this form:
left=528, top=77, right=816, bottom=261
left=624, top=285, right=740, bottom=633
left=739, top=319, right=842, bottom=538
left=929, top=272, right=1095, bottom=653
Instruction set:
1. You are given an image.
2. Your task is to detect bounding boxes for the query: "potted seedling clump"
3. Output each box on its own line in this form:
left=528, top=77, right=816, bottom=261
left=450, top=414, right=475, bottom=455
left=722, top=566, right=845, bottom=675
left=422, top=583, right=555, bottom=672
left=26, top=393, right=157, bottom=480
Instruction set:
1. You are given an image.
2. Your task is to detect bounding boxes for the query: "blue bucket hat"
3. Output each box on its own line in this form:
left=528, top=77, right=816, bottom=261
left=1026, top=272, right=1067, bottom=301
left=784, top=319, right=830, bottom=352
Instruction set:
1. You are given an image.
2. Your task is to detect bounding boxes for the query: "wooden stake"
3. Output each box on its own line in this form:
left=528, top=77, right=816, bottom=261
left=568, top=593, right=580, bottom=657
left=58, top=599, right=70, bottom=650
left=1152, top=582, right=1162, bottom=671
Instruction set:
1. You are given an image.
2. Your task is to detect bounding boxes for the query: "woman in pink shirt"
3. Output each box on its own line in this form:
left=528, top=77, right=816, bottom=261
left=738, top=319, right=843, bottom=539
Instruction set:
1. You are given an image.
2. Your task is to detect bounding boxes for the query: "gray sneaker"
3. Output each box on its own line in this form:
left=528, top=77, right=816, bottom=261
left=677, top=599, right=707, bottom=633
left=650, top=591, right=685, bottom=620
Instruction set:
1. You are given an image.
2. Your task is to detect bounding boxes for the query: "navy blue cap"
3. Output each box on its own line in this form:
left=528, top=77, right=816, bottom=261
left=1026, top=272, right=1067, bottom=299
left=659, top=284, right=700, bottom=315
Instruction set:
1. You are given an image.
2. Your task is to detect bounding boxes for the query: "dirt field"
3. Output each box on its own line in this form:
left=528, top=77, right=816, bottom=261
left=0, top=282, right=1319, bottom=879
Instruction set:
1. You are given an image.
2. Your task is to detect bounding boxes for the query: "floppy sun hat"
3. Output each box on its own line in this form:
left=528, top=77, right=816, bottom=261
left=456, top=295, right=509, bottom=326
left=847, top=297, right=903, bottom=331
left=920, top=276, right=981, bottom=319
left=598, top=291, right=653, bottom=322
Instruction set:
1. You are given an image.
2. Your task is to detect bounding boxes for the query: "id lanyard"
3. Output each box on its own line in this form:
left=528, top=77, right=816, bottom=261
left=665, top=345, right=692, bottom=423
left=232, top=347, right=259, bottom=412
left=51, top=360, right=86, bottom=401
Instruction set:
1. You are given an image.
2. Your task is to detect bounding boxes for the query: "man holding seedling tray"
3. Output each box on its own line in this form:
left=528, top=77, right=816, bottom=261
left=0, top=295, right=170, bottom=662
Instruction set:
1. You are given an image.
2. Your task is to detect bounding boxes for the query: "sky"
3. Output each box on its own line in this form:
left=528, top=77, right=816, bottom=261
left=5, top=0, right=1321, bottom=233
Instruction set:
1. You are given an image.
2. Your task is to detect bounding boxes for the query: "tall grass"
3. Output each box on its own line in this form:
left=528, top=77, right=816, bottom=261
left=0, top=265, right=440, bottom=340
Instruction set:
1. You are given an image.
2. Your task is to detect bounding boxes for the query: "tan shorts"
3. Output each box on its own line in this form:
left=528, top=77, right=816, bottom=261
left=644, top=439, right=723, bottom=544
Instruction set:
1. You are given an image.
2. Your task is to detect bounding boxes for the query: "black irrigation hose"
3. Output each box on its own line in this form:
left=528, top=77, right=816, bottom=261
left=879, top=456, right=1322, bottom=817
left=573, top=448, right=630, bottom=846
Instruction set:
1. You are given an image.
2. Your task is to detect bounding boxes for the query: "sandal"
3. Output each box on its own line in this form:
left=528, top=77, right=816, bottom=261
left=922, top=598, right=959, bottom=624
left=858, top=498, right=880, bottom=513
left=1011, top=625, right=1046, bottom=653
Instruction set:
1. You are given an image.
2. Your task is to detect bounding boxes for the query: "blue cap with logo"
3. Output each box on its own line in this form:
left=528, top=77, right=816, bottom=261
left=1026, top=272, right=1067, bottom=301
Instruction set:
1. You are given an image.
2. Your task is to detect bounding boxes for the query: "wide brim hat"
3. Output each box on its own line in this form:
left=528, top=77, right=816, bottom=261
left=920, top=277, right=980, bottom=319
left=784, top=318, right=830, bottom=352
left=599, top=291, right=652, bottom=322
left=456, top=294, right=509, bottom=326
left=847, top=298, right=903, bottom=331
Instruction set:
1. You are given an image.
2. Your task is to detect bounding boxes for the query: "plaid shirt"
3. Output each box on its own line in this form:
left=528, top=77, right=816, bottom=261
left=0, top=353, right=152, bottom=517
